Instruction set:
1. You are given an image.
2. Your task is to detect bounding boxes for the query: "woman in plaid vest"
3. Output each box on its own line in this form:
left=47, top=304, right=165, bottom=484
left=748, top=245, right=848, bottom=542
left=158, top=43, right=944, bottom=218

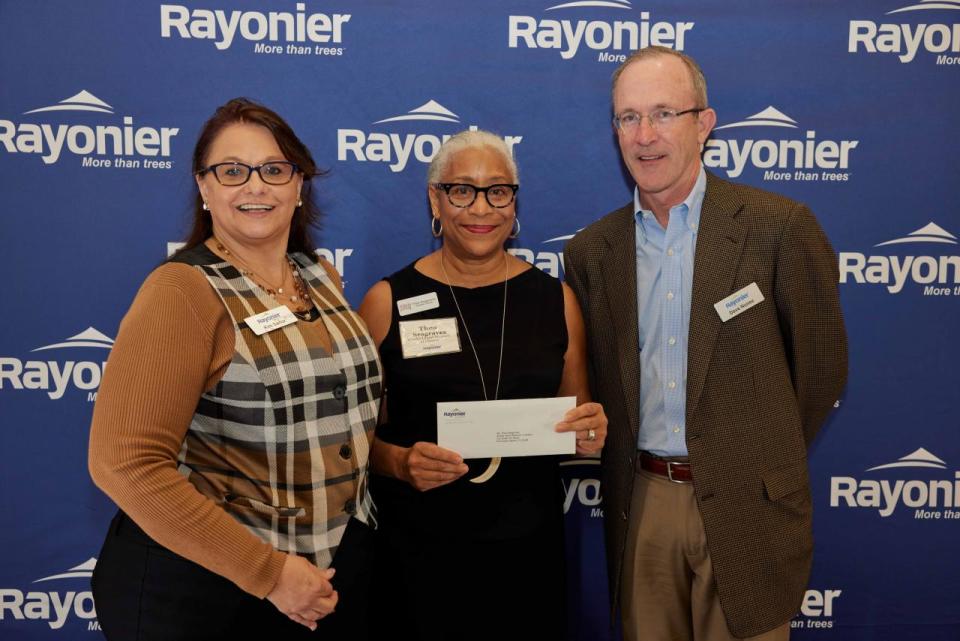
left=88, top=98, right=381, bottom=640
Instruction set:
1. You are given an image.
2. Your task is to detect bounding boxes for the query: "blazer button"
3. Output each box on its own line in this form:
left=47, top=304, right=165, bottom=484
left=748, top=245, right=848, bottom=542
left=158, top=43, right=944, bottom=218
left=333, top=385, right=346, bottom=400
left=344, top=498, right=357, bottom=515
left=620, top=510, right=628, bottom=521
left=339, top=443, right=352, bottom=460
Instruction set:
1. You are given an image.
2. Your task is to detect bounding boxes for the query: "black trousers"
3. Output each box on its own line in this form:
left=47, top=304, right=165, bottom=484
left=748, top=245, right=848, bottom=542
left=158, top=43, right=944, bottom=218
left=92, top=511, right=372, bottom=641
left=371, top=524, right=566, bottom=641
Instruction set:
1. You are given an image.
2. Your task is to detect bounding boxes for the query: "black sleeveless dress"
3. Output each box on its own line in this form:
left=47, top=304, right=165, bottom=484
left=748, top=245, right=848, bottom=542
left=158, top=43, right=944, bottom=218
left=371, top=260, right=568, bottom=641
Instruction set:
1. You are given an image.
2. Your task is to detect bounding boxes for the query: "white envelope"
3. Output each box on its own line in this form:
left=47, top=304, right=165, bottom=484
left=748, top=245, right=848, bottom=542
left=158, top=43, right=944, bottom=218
left=436, top=396, right=577, bottom=459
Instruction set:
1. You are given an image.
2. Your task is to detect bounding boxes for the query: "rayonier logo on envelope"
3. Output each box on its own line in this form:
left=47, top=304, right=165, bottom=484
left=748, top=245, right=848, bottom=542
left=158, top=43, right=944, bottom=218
left=441, top=408, right=466, bottom=419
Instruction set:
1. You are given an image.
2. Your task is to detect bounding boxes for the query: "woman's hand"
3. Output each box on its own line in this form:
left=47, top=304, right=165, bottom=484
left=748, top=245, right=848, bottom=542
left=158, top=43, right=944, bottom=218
left=556, top=402, right=608, bottom=455
left=266, top=554, right=339, bottom=630
left=401, top=442, right=470, bottom=491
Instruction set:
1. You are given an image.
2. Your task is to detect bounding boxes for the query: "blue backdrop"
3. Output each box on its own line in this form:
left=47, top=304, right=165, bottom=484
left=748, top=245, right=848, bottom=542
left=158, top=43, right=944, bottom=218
left=1, top=1, right=958, bottom=639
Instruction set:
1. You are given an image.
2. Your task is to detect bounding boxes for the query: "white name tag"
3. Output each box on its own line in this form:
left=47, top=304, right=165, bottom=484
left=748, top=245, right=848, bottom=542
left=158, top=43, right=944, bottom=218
left=245, top=306, right=298, bottom=335
left=397, top=292, right=440, bottom=317
left=714, top=282, right=765, bottom=322
left=399, top=317, right=461, bottom=358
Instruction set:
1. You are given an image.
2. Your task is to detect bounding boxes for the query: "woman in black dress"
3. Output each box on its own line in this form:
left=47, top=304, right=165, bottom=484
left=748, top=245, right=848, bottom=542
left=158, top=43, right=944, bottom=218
left=358, top=129, right=607, bottom=640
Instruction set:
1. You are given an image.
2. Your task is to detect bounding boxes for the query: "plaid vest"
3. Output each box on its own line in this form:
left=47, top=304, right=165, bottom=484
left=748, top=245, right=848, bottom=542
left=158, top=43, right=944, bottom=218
left=172, top=244, right=381, bottom=568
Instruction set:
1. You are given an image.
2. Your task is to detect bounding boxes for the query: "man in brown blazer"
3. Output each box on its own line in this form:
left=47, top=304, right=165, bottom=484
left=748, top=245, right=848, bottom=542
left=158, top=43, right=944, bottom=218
left=564, top=47, right=847, bottom=640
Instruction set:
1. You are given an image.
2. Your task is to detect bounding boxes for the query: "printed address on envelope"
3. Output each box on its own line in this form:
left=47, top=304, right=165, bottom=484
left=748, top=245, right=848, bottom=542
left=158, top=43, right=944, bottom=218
left=436, top=396, right=576, bottom=459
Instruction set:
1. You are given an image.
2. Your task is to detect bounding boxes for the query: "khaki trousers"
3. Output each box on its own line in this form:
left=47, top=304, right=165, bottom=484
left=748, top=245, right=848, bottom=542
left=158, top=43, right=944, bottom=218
left=620, top=468, right=791, bottom=641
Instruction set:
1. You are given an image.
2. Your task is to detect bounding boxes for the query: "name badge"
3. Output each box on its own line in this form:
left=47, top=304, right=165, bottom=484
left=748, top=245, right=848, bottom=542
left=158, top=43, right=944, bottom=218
left=399, top=317, right=461, bottom=359
left=245, top=306, right=298, bottom=335
left=714, top=282, right=765, bottom=322
left=397, top=292, right=440, bottom=317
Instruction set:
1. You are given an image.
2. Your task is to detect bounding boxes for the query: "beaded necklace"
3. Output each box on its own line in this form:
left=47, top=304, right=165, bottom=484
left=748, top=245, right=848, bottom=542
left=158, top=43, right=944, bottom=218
left=213, top=237, right=314, bottom=315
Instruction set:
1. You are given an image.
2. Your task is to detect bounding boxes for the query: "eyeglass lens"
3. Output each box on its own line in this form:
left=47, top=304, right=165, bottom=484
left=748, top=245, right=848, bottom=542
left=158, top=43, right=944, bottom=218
left=445, top=184, right=515, bottom=208
left=214, top=162, right=295, bottom=186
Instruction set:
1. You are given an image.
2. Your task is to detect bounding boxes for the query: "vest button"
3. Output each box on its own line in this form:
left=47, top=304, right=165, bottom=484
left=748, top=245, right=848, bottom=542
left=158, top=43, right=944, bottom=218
left=344, top=498, right=357, bottom=515
left=339, top=443, right=352, bottom=460
left=333, top=385, right=346, bottom=400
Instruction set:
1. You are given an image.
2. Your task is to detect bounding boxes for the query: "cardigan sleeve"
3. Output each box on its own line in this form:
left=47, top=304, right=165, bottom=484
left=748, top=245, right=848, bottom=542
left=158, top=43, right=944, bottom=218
left=88, top=262, right=287, bottom=598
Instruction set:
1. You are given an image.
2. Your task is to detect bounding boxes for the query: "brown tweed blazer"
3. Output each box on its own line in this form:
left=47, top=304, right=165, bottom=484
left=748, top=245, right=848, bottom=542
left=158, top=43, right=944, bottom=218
left=564, top=172, right=847, bottom=638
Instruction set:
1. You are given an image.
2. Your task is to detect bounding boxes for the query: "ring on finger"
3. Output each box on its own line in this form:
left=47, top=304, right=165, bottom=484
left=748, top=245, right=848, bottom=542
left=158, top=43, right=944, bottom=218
left=587, top=428, right=596, bottom=441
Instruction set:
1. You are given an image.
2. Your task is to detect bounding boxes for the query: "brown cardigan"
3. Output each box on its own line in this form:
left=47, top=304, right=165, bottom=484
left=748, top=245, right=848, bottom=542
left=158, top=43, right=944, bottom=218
left=88, top=257, right=343, bottom=598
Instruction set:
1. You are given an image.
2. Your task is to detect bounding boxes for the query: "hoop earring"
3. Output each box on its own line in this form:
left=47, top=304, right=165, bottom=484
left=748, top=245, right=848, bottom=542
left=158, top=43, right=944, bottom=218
left=509, top=216, right=520, bottom=239
left=431, top=217, right=442, bottom=238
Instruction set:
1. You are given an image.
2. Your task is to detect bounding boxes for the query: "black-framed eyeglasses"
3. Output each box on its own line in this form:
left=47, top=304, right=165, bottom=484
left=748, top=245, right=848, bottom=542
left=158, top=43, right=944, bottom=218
left=434, top=183, right=519, bottom=208
left=197, top=161, right=299, bottom=186
left=613, top=108, right=703, bottom=132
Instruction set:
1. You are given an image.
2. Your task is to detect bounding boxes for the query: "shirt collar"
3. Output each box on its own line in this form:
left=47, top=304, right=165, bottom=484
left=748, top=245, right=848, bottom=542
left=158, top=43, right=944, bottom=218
left=634, top=165, right=706, bottom=244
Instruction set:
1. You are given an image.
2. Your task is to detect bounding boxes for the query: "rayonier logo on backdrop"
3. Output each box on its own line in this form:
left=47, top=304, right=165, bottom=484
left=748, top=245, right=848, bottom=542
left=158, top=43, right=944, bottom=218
left=0, top=91, right=179, bottom=168
left=848, top=0, right=960, bottom=64
left=507, top=0, right=694, bottom=61
left=166, top=242, right=356, bottom=288
left=830, top=448, right=960, bottom=520
left=0, top=328, right=113, bottom=402
left=560, top=459, right=603, bottom=518
left=160, top=3, right=350, bottom=56
left=337, top=100, right=523, bottom=173
left=508, top=230, right=577, bottom=279
left=839, top=222, right=960, bottom=295
left=0, top=558, right=99, bottom=631
left=703, top=106, right=859, bottom=182
left=790, top=588, right=843, bottom=631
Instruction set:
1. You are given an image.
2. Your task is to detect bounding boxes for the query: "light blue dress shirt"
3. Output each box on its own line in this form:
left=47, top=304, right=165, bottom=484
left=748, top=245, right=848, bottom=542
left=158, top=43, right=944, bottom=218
left=634, top=166, right=706, bottom=456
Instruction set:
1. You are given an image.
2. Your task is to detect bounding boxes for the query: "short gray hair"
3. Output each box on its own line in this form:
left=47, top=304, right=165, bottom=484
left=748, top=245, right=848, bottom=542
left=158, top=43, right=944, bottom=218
left=611, top=46, right=708, bottom=110
left=427, top=129, right=518, bottom=185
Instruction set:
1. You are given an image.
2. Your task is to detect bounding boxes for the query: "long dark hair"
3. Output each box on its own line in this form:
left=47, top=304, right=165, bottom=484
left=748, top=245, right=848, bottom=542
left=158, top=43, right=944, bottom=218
left=180, top=97, right=326, bottom=256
